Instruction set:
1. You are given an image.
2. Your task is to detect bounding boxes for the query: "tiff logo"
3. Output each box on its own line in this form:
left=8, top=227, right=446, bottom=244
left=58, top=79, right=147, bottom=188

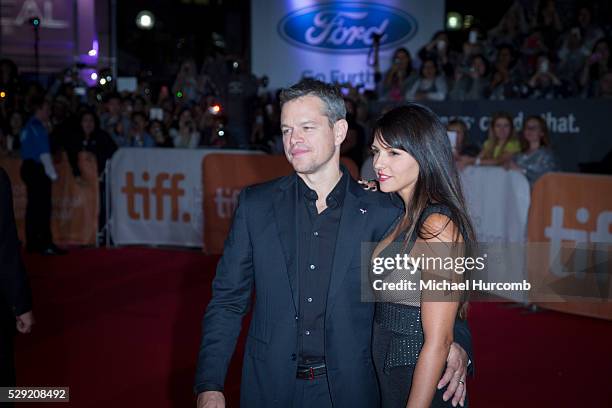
left=544, top=206, right=611, bottom=277
left=121, top=172, right=190, bottom=222
left=214, top=188, right=240, bottom=218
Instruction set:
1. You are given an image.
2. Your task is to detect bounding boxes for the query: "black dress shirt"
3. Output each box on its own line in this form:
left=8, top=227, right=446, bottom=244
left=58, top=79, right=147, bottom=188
left=296, top=170, right=347, bottom=365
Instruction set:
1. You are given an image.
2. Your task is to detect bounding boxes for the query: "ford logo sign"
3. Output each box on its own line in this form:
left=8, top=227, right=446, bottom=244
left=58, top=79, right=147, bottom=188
left=277, top=2, right=418, bottom=53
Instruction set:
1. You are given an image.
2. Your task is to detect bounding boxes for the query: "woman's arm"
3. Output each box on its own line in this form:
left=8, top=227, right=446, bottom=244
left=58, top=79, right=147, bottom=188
left=406, top=215, right=461, bottom=408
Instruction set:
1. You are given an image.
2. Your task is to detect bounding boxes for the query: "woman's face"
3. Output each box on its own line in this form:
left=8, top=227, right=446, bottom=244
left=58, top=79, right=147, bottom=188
left=523, top=119, right=543, bottom=144
left=371, top=134, right=420, bottom=198
left=594, top=42, right=610, bottom=60
left=472, top=57, right=486, bottom=76
left=447, top=123, right=465, bottom=147
left=422, top=61, right=436, bottom=79
left=9, top=113, right=23, bottom=129
left=394, top=50, right=411, bottom=70
left=493, top=117, right=512, bottom=141
left=498, top=48, right=512, bottom=67
left=81, top=114, right=95, bottom=135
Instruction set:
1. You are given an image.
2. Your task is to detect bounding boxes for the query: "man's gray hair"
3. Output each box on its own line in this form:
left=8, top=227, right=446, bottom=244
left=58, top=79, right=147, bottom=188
left=279, top=78, right=346, bottom=127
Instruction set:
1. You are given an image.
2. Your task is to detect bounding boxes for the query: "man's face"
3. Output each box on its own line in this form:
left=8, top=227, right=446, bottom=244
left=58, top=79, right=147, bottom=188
left=281, top=95, right=345, bottom=175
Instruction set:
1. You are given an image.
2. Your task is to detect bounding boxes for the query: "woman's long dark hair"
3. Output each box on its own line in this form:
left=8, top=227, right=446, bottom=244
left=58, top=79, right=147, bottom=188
left=373, top=104, right=476, bottom=318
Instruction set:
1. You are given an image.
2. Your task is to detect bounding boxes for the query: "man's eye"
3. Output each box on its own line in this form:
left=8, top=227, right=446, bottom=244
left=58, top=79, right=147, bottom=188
left=390, top=151, right=400, bottom=156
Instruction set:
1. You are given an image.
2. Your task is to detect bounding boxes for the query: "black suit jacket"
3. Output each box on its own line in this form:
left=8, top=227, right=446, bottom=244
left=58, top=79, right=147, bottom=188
left=0, top=167, right=32, bottom=329
left=194, top=172, right=473, bottom=407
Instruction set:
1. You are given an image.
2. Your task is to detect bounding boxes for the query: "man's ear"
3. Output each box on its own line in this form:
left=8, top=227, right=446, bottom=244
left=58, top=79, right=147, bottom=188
left=333, top=119, right=348, bottom=146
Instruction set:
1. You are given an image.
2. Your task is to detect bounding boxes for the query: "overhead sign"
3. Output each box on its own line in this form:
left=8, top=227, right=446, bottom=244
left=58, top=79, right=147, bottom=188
left=277, top=2, right=418, bottom=53
left=252, top=0, right=443, bottom=89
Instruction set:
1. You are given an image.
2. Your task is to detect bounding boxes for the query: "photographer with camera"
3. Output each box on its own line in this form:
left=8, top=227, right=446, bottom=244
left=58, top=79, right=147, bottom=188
left=171, top=108, right=201, bottom=149
left=380, top=48, right=417, bottom=102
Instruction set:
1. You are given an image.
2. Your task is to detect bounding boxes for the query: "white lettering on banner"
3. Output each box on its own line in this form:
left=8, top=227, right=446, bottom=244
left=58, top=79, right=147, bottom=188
left=4, top=0, right=69, bottom=29
left=304, top=12, right=388, bottom=47
left=214, top=188, right=240, bottom=219
left=544, top=206, right=612, bottom=277
left=476, top=112, right=580, bottom=134
left=302, top=69, right=376, bottom=87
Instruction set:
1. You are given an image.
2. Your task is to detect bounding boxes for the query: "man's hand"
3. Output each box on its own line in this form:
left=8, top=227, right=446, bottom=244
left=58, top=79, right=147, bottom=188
left=196, top=391, right=225, bottom=408
left=16, top=311, right=35, bottom=334
left=437, top=342, right=468, bottom=407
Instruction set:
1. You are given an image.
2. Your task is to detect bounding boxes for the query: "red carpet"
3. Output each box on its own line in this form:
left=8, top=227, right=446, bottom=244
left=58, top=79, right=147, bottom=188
left=13, top=247, right=612, bottom=407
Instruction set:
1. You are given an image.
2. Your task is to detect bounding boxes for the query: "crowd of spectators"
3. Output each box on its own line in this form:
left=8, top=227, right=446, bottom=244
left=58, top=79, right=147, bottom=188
left=380, top=2, right=612, bottom=102
left=0, top=1, right=610, bottom=172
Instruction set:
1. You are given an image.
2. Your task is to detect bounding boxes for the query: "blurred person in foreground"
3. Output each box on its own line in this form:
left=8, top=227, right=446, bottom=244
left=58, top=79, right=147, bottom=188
left=19, top=97, right=66, bottom=255
left=194, top=79, right=471, bottom=408
left=0, top=167, right=34, bottom=402
left=458, top=112, right=520, bottom=170
left=505, top=115, right=559, bottom=186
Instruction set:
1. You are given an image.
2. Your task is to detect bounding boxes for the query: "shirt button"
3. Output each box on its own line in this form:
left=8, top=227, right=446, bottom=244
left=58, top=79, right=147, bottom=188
left=295, top=315, right=299, bottom=320
left=313, top=231, right=319, bottom=236
left=309, top=264, right=316, bottom=270
left=307, top=297, right=313, bottom=303
left=305, top=330, right=311, bottom=336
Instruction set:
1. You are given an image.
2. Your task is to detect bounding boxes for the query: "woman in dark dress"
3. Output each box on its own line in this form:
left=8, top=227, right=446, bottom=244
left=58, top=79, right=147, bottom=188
left=369, top=104, right=476, bottom=407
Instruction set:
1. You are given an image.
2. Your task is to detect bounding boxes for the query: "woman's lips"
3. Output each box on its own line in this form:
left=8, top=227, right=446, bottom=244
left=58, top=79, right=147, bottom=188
left=378, top=173, right=391, bottom=182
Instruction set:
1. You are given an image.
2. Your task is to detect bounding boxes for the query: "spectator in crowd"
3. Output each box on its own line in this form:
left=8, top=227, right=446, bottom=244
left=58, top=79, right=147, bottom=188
left=488, top=44, right=522, bottom=99
left=173, top=60, right=201, bottom=107
left=100, top=93, right=130, bottom=146
left=557, top=27, right=590, bottom=86
left=171, top=108, right=201, bottom=148
left=150, top=120, right=173, bottom=147
left=580, top=38, right=611, bottom=96
left=19, top=97, right=66, bottom=255
left=340, top=98, right=366, bottom=168
left=1, top=111, right=24, bottom=154
left=447, top=119, right=480, bottom=160
left=380, top=48, right=418, bottom=102
left=223, top=58, right=258, bottom=148
left=534, top=0, right=563, bottom=51
left=406, top=58, right=448, bottom=101
left=458, top=112, right=520, bottom=169
left=450, top=54, right=490, bottom=100
left=418, top=31, right=458, bottom=78
left=65, top=110, right=117, bottom=181
left=126, top=111, right=155, bottom=147
left=487, top=2, right=528, bottom=49
left=576, top=6, right=605, bottom=51
left=596, top=71, right=612, bottom=98
left=523, top=54, right=571, bottom=98
left=505, top=115, right=559, bottom=185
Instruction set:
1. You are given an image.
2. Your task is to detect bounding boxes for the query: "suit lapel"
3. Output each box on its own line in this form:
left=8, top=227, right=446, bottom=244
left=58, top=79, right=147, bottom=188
left=272, top=175, right=299, bottom=314
left=326, top=180, right=368, bottom=313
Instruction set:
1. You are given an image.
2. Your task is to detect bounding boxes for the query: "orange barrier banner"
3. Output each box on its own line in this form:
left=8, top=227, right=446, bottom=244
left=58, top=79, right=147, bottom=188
left=0, top=152, right=99, bottom=246
left=202, top=154, right=358, bottom=254
left=527, top=173, right=612, bottom=320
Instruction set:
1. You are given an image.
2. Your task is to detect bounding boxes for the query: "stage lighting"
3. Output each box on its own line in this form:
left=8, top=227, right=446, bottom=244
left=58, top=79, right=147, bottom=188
left=208, top=104, right=221, bottom=115
left=88, top=49, right=97, bottom=57
left=0, top=91, right=6, bottom=98
left=176, top=91, right=183, bottom=98
left=464, top=15, right=475, bottom=29
left=99, top=78, right=107, bottom=85
left=29, top=17, right=40, bottom=27
left=91, top=72, right=98, bottom=80
left=136, top=11, right=155, bottom=30
left=446, top=12, right=463, bottom=31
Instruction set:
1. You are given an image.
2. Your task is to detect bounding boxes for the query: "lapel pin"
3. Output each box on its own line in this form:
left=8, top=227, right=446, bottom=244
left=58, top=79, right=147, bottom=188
left=360, top=208, right=367, bottom=214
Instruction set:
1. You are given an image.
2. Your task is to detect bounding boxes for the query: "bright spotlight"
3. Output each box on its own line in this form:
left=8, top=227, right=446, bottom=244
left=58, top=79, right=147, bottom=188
left=446, top=12, right=463, bottom=31
left=99, top=78, right=107, bottom=85
left=136, top=11, right=155, bottom=30
left=91, top=72, right=98, bottom=80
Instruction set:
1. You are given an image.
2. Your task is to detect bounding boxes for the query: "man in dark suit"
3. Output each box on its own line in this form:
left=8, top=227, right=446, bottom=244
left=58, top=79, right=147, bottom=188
left=195, top=79, right=472, bottom=407
left=0, top=167, right=34, bottom=400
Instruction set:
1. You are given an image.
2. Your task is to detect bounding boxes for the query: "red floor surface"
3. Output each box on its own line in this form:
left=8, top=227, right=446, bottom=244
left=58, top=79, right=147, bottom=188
left=12, top=247, right=612, bottom=407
